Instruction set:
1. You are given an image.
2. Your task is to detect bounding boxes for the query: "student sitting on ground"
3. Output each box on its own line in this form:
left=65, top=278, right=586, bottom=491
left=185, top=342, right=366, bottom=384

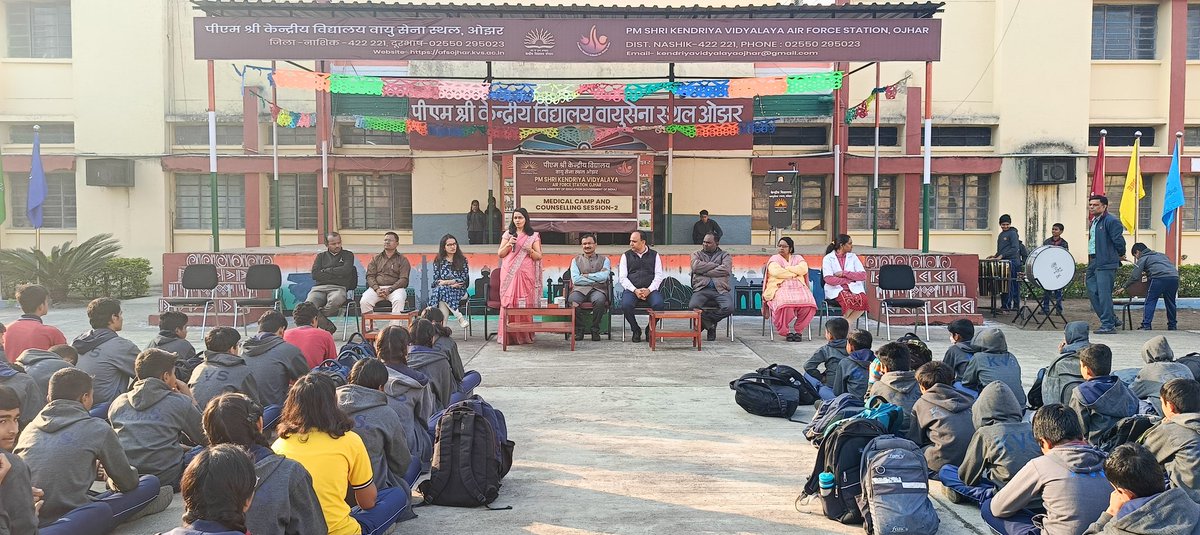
left=241, top=311, right=310, bottom=430
left=162, top=444, right=257, bottom=535
left=866, top=342, right=921, bottom=439
left=189, top=393, right=326, bottom=535
left=147, top=311, right=201, bottom=382
left=0, top=350, right=42, bottom=429
left=802, top=318, right=850, bottom=400
left=943, top=319, right=976, bottom=381
left=16, top=343, right=75, bottom=404
left=375, top=326, right=435, bottom=477
left=1070, top=344, right=1140, bottom=446
left=1129, top=336, right=1194, bottom=415
left=273, top=373, right=411, bottom=535
left=189, top=327, right=262, bottom=411
left=338, top=359, right=414, bottom=489
left=72, top=298, right=141, bottom=415
left=407, top=319, right=459, bottom=412
left=940, top=382, right=1039, bottom=506
left=421, top=308, right=482, bottom=404
left=4, top=284, right=67, bottom=363
left=1029, top=321, right=1090, bottom=409
left=831, top=329, right=874, bottom=398
left=914, top=361, right=974, bottom=472
left=283, top=302, right=338, bottom=369
left=983, top=404, right=1110, bottom=535
left=16, top=368, right=173, bottom=527
left=961, top=328, right=1025, bottom=406
left=1083, top=443, right=1200, bottom=535
left=109, top=349, right=207, bottom=490
left=1139, top=378, right=1200, bottom=503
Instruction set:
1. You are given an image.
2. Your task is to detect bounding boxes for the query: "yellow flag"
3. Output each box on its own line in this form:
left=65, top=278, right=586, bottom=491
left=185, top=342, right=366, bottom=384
left=1119, top=137, right=1144, bottom=234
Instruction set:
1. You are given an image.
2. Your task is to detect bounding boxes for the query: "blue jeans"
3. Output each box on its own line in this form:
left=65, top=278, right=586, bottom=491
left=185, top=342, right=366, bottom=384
left=352, top=486, right=413, bottom=534
left=89, top=401, right=111, bottom=421
left=980, top=497, right=1041, bottom=535
left=450, top=370, right=482, bottom=405
left=93, top=475, right=163, bottom=525
left=1004, top=260, right=1021, bottom=309
left=938, top=465, right=996, bottom=505
left=263, top=404, right=283, bottom=432
left=1086, top=265, right=1117, bottom=329
left=1143, top=277, right=1179, bottom=329
left=620, top=289, right=664, bottom=331
left=802, top=373, right=835, bottom=401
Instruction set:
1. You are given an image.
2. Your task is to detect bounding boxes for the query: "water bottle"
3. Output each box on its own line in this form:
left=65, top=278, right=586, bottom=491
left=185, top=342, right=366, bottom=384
left=818, top=472, right=835, bottom=497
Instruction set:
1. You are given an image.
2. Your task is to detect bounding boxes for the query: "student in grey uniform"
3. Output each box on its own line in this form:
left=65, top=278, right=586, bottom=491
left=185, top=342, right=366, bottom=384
left=188, top=327, right=262, bottom=411
left=146, top=311, right=201, bottom=382
left=240, top=311, right=309, bottom=430
left=1084, top=443, right=1200, bottom=535
left=72, top=298, right=140, bottom=416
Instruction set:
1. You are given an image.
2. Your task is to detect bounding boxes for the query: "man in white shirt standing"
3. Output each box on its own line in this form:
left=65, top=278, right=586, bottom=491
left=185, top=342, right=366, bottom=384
left=618, top=230, right=665, bottom=343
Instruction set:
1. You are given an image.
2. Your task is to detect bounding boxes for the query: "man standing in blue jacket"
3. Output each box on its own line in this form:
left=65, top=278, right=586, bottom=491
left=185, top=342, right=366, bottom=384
left=1086, top=195, right=1127, bottom=334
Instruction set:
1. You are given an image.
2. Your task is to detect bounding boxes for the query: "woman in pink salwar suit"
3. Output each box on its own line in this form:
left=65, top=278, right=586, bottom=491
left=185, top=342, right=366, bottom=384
left=763, top=237, right=817, bottom=341
left=497, top=208, right=542, bottom=345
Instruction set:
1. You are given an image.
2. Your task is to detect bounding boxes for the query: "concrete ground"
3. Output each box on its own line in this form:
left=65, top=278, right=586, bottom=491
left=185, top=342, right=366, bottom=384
left=5, top=297, right=1197, bottom=534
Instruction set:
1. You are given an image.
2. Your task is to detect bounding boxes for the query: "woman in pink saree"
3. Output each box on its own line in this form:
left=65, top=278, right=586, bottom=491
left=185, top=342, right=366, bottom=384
left=497, top=208, right=542, bottom=345
left=763, top=237, right=817, bottom=341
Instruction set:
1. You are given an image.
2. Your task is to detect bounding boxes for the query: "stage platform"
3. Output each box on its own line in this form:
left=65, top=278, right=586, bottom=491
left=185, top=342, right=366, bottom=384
left=158, top=243, right=982, bottom=326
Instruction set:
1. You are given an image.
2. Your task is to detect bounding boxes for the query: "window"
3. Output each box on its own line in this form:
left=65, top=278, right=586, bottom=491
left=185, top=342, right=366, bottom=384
left=337, top=125, right=408, bottom=145
left=266, top=127, right=317, bottom=146
left=268, top=174, right=319, bottom=230
left=7, top=172, right=75, bottom=228
left=1092, top=4, right=1157, bottom=60
left=848, top=175, right=897, bottom=230
left=931, top=127, right=992, bottom=147
left=1186, top=4, right=1199, bottom=60
left=753, top=126, right=827, bottom=146
left=1185, top=126, right=1200, bottom=148
left=8, top=123, right=73, bottom=144
left=848, top=127, right=899, bottom=147
left=339, top=174, right=412, bottom=230
left=173, top=124, right=244, bottom=146
left=794, top=175, right=826, bottom=231
left=175, top=174, right=245, bottom=230
left=6, top=2, right=71, bottom=58
left=1182, top=175, right=1200, bottom=231
left=1089, top=126, right=1156, bottom=147
left=932, top=175, right=990, bottom=230
left=1104, top=175, right=1152, bottom=230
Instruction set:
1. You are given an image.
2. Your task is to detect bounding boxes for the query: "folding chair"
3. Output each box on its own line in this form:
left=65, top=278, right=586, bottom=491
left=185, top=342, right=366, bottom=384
left=876, top=264, right=930, bottom=341
left=233, top=264, right=282, bottom=335
left=160, top=264, right=218, bottom=331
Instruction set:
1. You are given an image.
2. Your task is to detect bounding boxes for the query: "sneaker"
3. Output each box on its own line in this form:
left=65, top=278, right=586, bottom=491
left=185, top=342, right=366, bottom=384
left=1095, top=327, right=1117, bottom=335
left=591, top=331, right=601, bottom=342
left=316, top=312, right=338, bottom=334
left=941, top=486, right=965, bottom=504
left=574, top=332, right=584, bottom=341
left=129, top=485, right=174, bottom=521
left=457, top=315, right=470, bottom=329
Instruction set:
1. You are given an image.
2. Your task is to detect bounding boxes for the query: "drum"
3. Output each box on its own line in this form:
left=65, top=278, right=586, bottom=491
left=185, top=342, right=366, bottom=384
left=1025, top=245, right=1076, bottom=291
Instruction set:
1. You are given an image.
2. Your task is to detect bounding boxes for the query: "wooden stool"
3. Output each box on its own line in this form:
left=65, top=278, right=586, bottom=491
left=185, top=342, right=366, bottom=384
left=361, top=312, right=417, bottom=342
left=648, top=309, right=702, bottom=351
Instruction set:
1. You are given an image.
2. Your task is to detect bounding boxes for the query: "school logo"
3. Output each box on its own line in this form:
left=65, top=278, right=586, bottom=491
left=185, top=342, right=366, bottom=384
left=524, top=28, right=555, bottom=57
left=578, top=25, right=609, bottom=57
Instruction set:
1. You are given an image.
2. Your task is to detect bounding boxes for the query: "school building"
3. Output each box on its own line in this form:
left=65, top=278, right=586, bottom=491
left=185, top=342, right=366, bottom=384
left=1, top=0, right=1199, bottom=280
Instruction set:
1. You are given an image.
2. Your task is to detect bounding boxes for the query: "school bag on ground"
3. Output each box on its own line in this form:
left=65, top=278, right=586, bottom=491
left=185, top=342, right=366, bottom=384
left=756, top=363, right=820, bottom=406
left=339, top=333, right=376, bottom=362
left=800, top=417, right=886, bottom=524
left=419, top=395, right=515, bottom=508
left=803, top=393, right=865, bottom=444
left=1095, top=414, right=1160, bottom=453
left=730, top=372, right=801, bottom=419
left=1177, top=353, right=1200, bottom=381
left=856, top=401, right=908, bottom=437
left=857, top=435, right=940, bottom=535
left=312, top=360, right=350, bottom=386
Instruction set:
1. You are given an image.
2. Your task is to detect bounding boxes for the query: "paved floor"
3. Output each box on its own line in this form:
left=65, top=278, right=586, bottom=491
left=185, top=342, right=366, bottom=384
left=5, top=298, right=1196, bottom=534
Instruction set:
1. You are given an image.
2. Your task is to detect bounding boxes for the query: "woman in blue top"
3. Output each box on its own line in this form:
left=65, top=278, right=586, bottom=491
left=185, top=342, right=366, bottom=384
left=430, top=233, right=470, bottom=329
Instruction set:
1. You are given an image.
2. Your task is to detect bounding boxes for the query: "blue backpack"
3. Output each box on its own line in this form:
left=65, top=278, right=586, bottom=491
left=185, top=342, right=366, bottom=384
left=804, top=393, right=866, bottom=444
left=339, top=333, right=376, bottom=361
left=855, top=402, right=906, bottom=436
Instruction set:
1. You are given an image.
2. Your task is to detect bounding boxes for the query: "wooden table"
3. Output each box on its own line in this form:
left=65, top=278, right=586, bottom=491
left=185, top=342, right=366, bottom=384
left=501, top=306, right=576, bottom=351
left=648, top=309, right=702, bottom=351
left=361, top=311, right=417, bottom=342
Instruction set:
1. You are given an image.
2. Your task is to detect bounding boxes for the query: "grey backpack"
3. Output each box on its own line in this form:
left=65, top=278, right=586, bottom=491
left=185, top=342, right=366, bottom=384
left=857, top=435, right=940, bottom=535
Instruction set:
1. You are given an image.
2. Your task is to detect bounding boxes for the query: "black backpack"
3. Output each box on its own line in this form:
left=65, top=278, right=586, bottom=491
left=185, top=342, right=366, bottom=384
left=1177, top=353, right=1200, bottom=380
left=419, top=400, right=514, bottom=508
left=730, top=373, right=800, bottom=418
left=1095, top=414, right=1160, bottom=453
left=757, top=363, right=820, bottom=406
left=800, top=418, right=886, bottom=524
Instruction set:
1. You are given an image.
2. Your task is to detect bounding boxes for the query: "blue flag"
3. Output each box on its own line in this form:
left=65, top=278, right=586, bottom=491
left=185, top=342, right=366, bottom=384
left=27, top=130, right=47, bottom=229
left=1162, top=136, right=1184, bottom=230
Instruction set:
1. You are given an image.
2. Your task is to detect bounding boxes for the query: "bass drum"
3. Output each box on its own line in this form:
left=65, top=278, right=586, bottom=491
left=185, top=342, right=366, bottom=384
left=1025, top=245, right=1076, bottom=291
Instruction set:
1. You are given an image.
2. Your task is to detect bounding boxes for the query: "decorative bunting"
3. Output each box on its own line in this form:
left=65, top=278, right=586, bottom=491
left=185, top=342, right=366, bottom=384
left=383, top=78, right=440, bottom=98
left=273, top=106, right=315, bottom=129
left=490, top=83, right=536, bottom=103
left=438, top=81, right=490, bottom=101
left=519, top=127, right=559, bottom=140
left=624, top=82, right=675, bottom=103
left=844, top=74, right=910, bottom=124
left=577, top=83, right=626, bottom=102
left=728, top=77, right=787, bottom=98
left=672, top=80, right=729, bottom=99
left=532, top=83, right=580, bottom=105
left=272, top=70, right=331, bottom=91
left=329, top=74, right=383, bottom=96
left=349, top=115, right=782, bottom=142
left=785, top=72, right=843, bottom=94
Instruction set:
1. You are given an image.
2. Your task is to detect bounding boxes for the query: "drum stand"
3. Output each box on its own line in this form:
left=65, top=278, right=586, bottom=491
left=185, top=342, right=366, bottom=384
left=1014, top=279, right=1065, bottom=330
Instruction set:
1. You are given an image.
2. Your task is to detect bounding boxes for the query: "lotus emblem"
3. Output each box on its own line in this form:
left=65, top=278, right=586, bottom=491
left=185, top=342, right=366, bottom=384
left=524, top=28, right=555, bottom=50
left=578, top=25, right=609, bottom=57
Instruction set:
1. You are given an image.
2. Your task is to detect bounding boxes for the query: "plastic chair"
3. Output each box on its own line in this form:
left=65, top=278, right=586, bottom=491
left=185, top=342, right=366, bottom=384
left=483, top=269, right=502, bottom=340
left=160, top=264, right=218, bottom=331
left=876, top=264, right=930, bottom=340
left=233, top=264, right=282, bottom=334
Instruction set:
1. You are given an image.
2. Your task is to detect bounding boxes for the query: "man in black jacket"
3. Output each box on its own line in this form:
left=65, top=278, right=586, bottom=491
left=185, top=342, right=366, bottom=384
left=691, top=210, right=723, bottom=245
left=306, top=232, right=358, bottom=326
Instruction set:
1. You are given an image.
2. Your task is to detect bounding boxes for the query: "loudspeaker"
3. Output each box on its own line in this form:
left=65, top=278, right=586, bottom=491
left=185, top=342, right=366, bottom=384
left=85, top=159, right=135, bottom=187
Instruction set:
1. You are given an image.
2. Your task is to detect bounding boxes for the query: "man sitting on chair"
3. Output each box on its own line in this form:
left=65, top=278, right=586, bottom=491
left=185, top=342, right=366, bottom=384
left=306, top=232, right=357, bottom=332
left=568, top=234, right=611, bottom=342
left=618, top=230, right=665, bottom=343
left=360, top=231, right=411, bottom=314
left=690, top=233, right=734, bottom=342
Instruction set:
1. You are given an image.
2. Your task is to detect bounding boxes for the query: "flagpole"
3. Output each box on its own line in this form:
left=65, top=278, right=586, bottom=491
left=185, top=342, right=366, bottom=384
left=271, top=61, right=281, bottom=247
left=1133, top=131, right=1141, bottom=246
left=207, top=60, right=220, bottom=252
left=871, top=62, right=880, bottom=248
left=32, top=125, right=41, bottom=281
left=1177, top=132, right=1184, bottom=265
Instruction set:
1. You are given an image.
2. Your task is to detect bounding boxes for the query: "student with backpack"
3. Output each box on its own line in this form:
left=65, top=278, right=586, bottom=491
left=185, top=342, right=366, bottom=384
left=866, top=342, right=921, bottom=440
left=241, top=311, right=310, bottom=430
left=272, top=373, right=409, bottom=535
left=1129, top=336, right=1194, bottom=415
left=961, top=328, right=1025, bottom=406
left=913, top=362, right=974, bottom=472
left=283, top=302, right=338, bottom=368
left=940, top=382, right=1039, bottom=505
left=421, top=308, right=481, bottom=403
left=190, top=393, right=326, bottom=535
left=73, top=298, right=141, bottom=415
left=1083, top=443, right=1200, bottom=535
left=375, top=326, right=435, bottom=478
left=161, top=444, right=258, bottom=535
left=408, top=319, right=458, bottom=412
left=1030, top=322, right=1090, bottom=409
left=802, top=318, right=849, bottom=401
left=1139, top=378, right=1200, bottom=503
left=15, top=343, right=75, bottom=404
left=943, top=319, right=975, bottom=381
left=0, top=351, right=41, bottom=429
left=983, top=404, right=1110, bottom=535
left=147, top=311, right=201, bottom=382
left=109, top=349, right=207, bottom=490
left=831, top=329, right=874, bottom=398
left=1070, top=344, right=1140, bottom=446
left=338, top=359, right=415, bottom=490
left=189, top=327, right=263, bottom=411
